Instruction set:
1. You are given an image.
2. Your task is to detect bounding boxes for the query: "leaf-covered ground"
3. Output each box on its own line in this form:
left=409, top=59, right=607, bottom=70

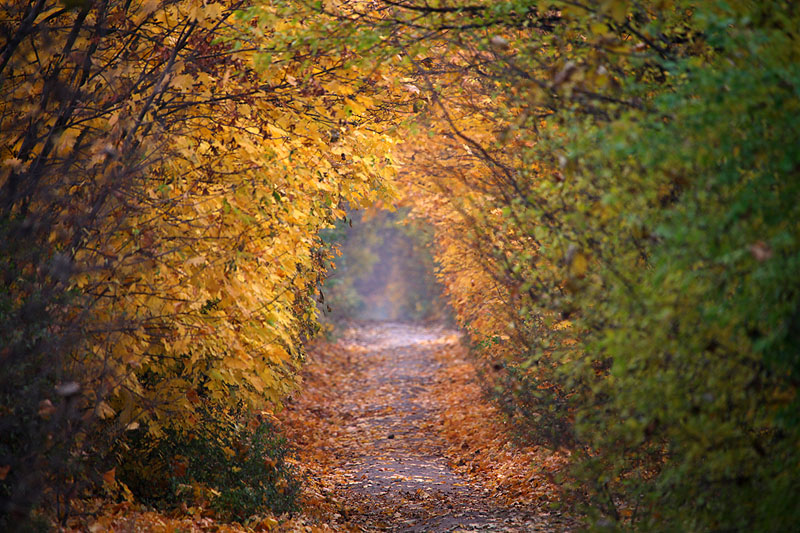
left=68, top=322, right=575, bottom=531
left=279, top=322, right=575, bottom=531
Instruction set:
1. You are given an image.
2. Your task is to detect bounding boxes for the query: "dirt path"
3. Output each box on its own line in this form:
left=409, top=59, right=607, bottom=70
left=281, top=323, right=574, bottom=532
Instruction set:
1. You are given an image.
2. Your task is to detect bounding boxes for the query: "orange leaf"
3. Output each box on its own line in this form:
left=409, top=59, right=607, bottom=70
left=103, top=467, right=116, bottom=486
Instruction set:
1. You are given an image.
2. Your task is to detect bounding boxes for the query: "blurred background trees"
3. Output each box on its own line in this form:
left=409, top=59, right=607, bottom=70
left=319, top=208, right=450, bottom=326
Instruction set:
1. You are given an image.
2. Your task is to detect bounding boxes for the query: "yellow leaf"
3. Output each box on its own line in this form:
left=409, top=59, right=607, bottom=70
left=246, top=374, right=265, bottom=392
left=569, top=252, right=588, bottom=277
left=345, top=98, right=365, bottom=115
left=203, top=2, right=224, bottom=19
left=73, top=273, right=90, bottom=288
left=260, top=516, right=279, bottom=530
left=170, top=73, right=194, bottom=91
left=34, top=7, right=64, bottom=24
left=133, top=0, right=160, bottom=24
left=97, top=401, right=116, bottom=419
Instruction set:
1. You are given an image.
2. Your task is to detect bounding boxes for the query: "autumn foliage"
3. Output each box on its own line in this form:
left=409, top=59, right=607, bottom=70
left=2, top=0, right=800, bottom=531
left=0, top=0, right=397, bottom=525
left=383, top=1, right=800, bottom=530
left=302, top=0, right=799, bottom=530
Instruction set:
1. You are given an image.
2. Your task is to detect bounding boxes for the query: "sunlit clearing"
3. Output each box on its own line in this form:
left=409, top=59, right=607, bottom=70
left=319, top=208, right=450, bottom=324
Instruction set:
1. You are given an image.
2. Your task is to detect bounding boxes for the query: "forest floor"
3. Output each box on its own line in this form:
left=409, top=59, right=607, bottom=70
left=277, top=322, right=576, bottom=532
left=75, top=322, right=576, bottom=532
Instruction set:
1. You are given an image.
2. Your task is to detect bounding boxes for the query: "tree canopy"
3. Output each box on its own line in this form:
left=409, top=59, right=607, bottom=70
left=2, top=0, right=798, bottom=530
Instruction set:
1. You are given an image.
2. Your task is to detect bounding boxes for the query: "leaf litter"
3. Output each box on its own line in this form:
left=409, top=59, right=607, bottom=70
left=66, top=322, right=576, bottom=531
left=279, top=322, right=577, bottom=531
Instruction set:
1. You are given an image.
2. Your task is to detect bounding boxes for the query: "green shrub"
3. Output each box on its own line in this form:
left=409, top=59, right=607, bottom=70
left=565, top=4, right=800, bottom=529
left=117, top=407, right=299, bottom=522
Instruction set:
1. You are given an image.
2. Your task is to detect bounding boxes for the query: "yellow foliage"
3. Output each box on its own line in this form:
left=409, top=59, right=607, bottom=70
left=0, top=0, right=400, bottom=434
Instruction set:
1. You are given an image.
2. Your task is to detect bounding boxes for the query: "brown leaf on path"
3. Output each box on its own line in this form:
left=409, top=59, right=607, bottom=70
left=102, top=467, right=116, bottom=487
left=65, top=322, right=577, bottom=532
left=277, top=322, right=578, bottom=531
